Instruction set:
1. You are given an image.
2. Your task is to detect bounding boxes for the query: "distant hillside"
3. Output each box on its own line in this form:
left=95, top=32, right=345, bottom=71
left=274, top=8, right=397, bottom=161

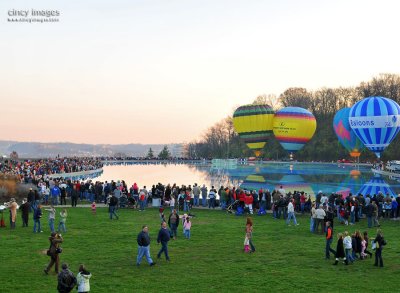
left=0, top=140, right=184, bottom=158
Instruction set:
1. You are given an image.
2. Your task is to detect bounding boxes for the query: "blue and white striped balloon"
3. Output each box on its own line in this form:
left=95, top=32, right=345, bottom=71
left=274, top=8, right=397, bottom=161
left=349, top=96, right=400, bottom=158
left=357, top=176, right=396, bottom=197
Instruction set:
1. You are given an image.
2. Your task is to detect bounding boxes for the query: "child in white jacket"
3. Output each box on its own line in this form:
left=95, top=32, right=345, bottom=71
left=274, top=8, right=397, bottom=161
left=77, top=264, right=92, bottom=293
left=343, top=231, right=354, bottom=263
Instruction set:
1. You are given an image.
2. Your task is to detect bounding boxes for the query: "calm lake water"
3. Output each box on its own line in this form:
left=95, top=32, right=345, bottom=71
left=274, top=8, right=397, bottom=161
left=91, top=161, right=400, bottom=198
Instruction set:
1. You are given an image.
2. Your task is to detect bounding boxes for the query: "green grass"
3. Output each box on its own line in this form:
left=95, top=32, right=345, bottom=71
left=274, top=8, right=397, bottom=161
left=1, top=207, right=398, bottom=292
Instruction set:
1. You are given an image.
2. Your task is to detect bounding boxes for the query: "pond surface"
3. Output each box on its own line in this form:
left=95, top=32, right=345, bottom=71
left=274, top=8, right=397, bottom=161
left=91, top=161, right=400, bottom=199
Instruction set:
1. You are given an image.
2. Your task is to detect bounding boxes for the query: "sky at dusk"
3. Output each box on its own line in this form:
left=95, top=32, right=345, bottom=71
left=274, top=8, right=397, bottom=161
left=1, top=0, right=400, bottom=144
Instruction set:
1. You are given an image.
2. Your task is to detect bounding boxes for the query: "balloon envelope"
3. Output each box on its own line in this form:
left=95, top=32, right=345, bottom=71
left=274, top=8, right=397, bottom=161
left=233, top=104, right=275, bottom=156
left=349, top=96, right=400, bottom=158
left=273, top=107, right=316, bottom=152
left=333, top=107, right=365, bottom=157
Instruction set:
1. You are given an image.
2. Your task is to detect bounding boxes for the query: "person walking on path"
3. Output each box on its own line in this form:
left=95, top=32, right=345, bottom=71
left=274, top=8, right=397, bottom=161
left=157, top=221, right=171, bottom=261
left=76, top=264, right=92, bottom=293
left=136, top=225, right=156, bottom=267
left=45, top=232, right=64, bottom=274
left=325, top=221, right=336, bottom=259
left=57, top=263, right=77, bottom=293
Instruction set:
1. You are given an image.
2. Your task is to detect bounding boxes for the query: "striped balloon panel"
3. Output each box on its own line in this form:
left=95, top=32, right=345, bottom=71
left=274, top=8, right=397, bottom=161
left=273, top=107, right=316, bottom=152
left=233, top=104, right=275, bottom=150
left=333, top=107, right=365, bottom=155
left=357, top=176, right=396, bottom=197
left=349, top=96, right=400, bottom=157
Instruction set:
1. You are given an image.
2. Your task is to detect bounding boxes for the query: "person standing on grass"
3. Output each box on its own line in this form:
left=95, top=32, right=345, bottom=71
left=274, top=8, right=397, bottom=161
left=91, top=202, right=96, bottom=215
left=76, top=264, right=92, bottom=293
left=333, top=233, right=347, bottom=265
left=184, top=216, right=192, bottom=239
left=208, top=186, right=217, bottom=209
left=314, top=205, right=326, bottom=234
left=373, top=229, right=386, bottom=267
left=57, top=263, right=77, bottom=293
left=325, top=221, right=336, bottom=259
left=58, top=209, right=67, bottom=233
left=343, top=231, right=354, bottom=264
left=157, top=221, right=171, bottom=261
left=245, top=217, right=255, bottom=253
left=363, top=231, right=373, bottom=258
left=244, top=191, right=254, bottom=215
left=108, top=193, right=119, bottom=220
left=45, top=232, right=63, bottom=274
left=168, top=209, right=179, bottom=240
left=71, top=185, right=79, bottom=208
left=45, top=205, right=56, bottom=233
left=136, top=225, right=156, bottom=267
left=20, top=198, right=30, bottom=227
left=33, top=204, right=43, bottom=233
left=7, top=198, right=18, bottom=229
left=201, top=184, right=208, bottom=207
left=286, top=199, right=299, bottom=226
left=193, top=183, right=200, bottom=207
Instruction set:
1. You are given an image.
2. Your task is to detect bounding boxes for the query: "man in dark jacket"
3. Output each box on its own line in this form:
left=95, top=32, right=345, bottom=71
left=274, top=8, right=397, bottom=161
left=19, top=198, right=30, bottom=227
left=157, top=221, right=171, bottom=261
left=57, top=263, right=76, bottom=293
left=136, top=225, right=155, bottom=266
left=168, top=209, right=179, bottom=240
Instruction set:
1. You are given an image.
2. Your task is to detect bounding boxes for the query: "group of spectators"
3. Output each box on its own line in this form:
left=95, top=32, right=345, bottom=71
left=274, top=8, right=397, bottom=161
left=0, top=157, right=103, bottom=183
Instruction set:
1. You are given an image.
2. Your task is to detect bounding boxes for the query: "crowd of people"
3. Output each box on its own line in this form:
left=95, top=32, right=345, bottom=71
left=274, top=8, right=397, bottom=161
left=2, top=174, right=394, bottom=292
left=0, top=157, right=103, bottom=182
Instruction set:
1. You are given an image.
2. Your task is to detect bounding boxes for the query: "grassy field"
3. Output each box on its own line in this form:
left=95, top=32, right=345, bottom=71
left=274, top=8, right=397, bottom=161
left=0, top=207, right=398, bottom=293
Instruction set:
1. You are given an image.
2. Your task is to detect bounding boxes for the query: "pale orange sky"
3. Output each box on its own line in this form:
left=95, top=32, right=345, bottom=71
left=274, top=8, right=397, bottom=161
left=1, top=0, right=400, bottom=144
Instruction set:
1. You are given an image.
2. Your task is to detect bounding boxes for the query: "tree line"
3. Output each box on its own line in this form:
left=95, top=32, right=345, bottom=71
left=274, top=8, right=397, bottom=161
left=184, top=73, right=400, bottom=162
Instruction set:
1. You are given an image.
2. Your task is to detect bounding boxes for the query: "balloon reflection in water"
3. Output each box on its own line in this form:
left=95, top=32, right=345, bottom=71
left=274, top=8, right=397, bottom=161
left=240, top=174, right=273, bottom=191
left=277, top=174, right=315, bottom=200
left=357, top=175, right=396, bottom=197
left=337, top=171, right=366, bottom=199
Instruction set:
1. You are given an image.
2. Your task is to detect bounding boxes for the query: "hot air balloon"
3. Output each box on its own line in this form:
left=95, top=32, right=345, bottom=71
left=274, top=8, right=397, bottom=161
left=273, top=107, right=316, bottom=153
left=233, top=104, right=275, bottom=157
left=349, top=96, right=400, bottom=158
left=333, top=107, right=365, bottom=158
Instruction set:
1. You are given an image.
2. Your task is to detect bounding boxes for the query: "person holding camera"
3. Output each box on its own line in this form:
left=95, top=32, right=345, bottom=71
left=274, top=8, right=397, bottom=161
left=44, top=232, right=63, bottom=274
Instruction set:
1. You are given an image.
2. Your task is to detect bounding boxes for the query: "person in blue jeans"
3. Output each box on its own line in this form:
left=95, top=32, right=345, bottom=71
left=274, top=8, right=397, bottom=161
left=157, top=222, right=170, bottom=261
left=325, top=221, right=336, bottom=259
left=33, top=205, right=43, bottom=233
left=108, top=194, right=119, bottom=220
left=168, top=209, right=179, bottom=240
left=286, top=200, right=299, bottom=226
left=137, top=225, right=156, bottom=266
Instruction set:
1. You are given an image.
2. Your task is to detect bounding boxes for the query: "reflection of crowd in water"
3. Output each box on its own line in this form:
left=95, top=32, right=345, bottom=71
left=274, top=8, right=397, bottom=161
left=0, top=157, right=103, bottom=180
